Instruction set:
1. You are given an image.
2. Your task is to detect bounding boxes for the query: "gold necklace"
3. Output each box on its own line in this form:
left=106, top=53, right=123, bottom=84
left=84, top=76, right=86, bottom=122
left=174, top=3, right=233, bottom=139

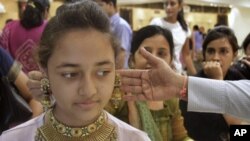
left=35, top=110, right=117, bottom=141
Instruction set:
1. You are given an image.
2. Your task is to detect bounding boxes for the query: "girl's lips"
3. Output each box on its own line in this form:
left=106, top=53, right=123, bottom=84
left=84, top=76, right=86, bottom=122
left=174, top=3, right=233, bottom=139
left=74, top=101, right=98, bottom=109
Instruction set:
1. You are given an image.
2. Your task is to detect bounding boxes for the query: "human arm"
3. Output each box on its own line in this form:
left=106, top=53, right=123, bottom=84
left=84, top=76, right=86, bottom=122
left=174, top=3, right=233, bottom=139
left=202, top=61, right=243, bottom=125
left=188, top=77, right=250, bottom=120
left=115, top=47, right=126, bottom=69
left=114, top=21, right=132, bottom=68
left=1, top=48, right=42, bottom=117
left=118, top=47, right=250, bottom=120
left=181, top=39, right=196, bottom=75
left=14, top=70, right=43, bottom=117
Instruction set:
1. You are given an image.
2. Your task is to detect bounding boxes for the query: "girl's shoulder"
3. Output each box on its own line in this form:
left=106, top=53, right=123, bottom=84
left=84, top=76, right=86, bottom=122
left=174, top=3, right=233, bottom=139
left=0, top=114, right=45, bottom=141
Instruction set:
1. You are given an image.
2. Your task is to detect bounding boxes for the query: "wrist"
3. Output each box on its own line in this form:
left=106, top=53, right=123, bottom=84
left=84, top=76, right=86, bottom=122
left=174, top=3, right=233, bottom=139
left=177, top=75, right=188, bottom=100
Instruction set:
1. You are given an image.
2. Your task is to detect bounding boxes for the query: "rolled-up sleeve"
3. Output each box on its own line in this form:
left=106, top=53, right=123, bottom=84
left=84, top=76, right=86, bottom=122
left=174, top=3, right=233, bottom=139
left=0, top=48, right=21, bottom=81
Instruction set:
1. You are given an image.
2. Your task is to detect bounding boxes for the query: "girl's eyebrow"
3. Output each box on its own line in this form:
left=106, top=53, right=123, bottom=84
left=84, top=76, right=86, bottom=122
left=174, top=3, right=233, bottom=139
left=55, top=60, right=114, bottom=69
left=95, top=60, right=114, bottom=67
left=56, top=63, right=79, bottom=69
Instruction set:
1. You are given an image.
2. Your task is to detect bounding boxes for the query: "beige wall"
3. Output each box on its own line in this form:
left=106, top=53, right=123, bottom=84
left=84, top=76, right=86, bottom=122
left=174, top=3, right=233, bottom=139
left=132, top=7, right=165, bottom=31
left=0, top=0, right=62, bottom=29
left=0, top=0, right=18, bottom=29
left=229, top=6, right=250, bottom=45
left=185, top=12, right=217, bottom=33
left=131, top=7, right=218, bottom=33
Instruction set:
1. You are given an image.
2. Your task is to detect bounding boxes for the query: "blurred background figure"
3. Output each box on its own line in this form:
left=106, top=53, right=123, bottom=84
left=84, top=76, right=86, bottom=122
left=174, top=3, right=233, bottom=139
left=191, top=25, right=203, bottom=61
left=150, top=0, right=197, bottom=75
left=180, top=26, right=248, bottom=141
left=0, top=47, right=42, bottom=134
left=191, top=24, right=204, bottom=72
left=0, top=0, right=50, bottom=74
left=124, top=25, right=192, bottom=141
left=94, top=0, right=132, bottom=69
left=231, top=33, right=250, bottom=79
left=242, top=33, right=250, bottom=56
left=5, top=19, right=13, bottom=25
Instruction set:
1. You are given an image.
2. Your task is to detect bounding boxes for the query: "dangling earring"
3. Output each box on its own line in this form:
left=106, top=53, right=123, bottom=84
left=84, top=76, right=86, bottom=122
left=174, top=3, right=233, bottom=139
left=110, top=74, right=122, bottom=109
left=40, top=78, right=52, bottom=111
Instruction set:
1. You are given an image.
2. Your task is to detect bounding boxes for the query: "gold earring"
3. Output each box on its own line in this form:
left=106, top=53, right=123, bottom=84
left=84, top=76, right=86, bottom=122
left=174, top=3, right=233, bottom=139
left=110, top=74, right=122, bottom=109
left=40, top=78, right=52, bottom=111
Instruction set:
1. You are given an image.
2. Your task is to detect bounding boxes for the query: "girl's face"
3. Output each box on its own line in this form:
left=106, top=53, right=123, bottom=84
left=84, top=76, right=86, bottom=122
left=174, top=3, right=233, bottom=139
left=164, top=0, right=182, bottom=19
left=132, top=35, right=172, bottom=69
left=205, top=37, right=237, bottom=76
left=46, top=29, right=115, bottom=126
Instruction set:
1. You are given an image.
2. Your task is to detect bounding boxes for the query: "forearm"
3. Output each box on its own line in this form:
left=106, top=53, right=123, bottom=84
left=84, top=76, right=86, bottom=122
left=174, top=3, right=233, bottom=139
left=15, top=71, right=43, bottom=117
left=29, top=99, right=43, bottom=117
left=187, top=77, right=250, bottom=120
left=184, top=55, right=197, bottom=75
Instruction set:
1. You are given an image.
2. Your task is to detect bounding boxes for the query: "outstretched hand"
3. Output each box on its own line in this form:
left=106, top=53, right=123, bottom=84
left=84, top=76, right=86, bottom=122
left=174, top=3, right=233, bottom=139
left=117, top=47, right=185, bottom=101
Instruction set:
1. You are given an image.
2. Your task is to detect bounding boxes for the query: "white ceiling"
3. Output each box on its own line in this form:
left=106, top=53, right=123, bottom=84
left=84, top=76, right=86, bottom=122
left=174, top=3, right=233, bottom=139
left=118, top=0, right=250, bottom=8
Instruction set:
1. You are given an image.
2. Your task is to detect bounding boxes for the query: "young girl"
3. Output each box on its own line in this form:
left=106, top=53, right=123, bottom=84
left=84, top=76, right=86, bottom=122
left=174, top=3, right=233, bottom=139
left=0, top=1, right=150, bottom=140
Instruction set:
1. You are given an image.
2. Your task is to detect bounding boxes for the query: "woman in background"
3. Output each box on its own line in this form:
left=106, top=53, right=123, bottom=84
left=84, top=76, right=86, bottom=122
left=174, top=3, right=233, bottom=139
left=180, top=26, right=247, bottom=141
left=150, top=0, right=196, bottom=75
left=0, top=0, right=50, bottom=74
left=111, top=25, right=192, bottom=141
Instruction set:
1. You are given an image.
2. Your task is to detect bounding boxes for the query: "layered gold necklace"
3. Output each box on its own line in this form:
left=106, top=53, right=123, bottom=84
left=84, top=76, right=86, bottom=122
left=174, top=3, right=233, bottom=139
left=35, top=110, right=117, bottom=141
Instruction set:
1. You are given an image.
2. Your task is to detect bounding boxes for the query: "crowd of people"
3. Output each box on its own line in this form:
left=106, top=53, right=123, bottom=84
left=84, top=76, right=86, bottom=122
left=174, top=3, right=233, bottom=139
left=0, top=0, right=249, bottom=141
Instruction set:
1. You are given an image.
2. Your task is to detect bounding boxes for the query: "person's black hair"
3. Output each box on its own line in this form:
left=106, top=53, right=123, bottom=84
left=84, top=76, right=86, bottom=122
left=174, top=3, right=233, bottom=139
left=20, top=0, right=50, bottom=29
left=177, top=8, right=188, bottom=32
left=193, top=25, right=199, bottom=30
left=131, top=25, right=174, bottom=59
left=202, top=26, right=239, bottom=58
left=5, top=19, right=13, bottom=25
left=176, top=0, right=187, bottom=32
left=242, top=33, right=250, bottom=53
left=100, top=0, right=117, bottom=8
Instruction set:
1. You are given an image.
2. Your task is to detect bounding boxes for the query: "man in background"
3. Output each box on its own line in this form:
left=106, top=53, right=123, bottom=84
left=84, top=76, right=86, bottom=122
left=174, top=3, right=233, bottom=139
left=95, top=0, right=132, bottom=68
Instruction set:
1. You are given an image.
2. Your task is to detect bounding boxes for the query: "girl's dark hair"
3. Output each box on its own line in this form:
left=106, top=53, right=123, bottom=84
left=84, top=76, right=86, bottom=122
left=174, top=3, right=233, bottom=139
left=100, top=0, right=117, bottom=7
left=20, top=0, right=50, bottom=29
left=242, top=33, right=250, bottom=53
left=38, top=0, right=119, bottom=68
left=131, top=25, right=174, bottom=60
left=202, top=26, right=239, bottom=58
left=177, top=7, right=188, bottom=32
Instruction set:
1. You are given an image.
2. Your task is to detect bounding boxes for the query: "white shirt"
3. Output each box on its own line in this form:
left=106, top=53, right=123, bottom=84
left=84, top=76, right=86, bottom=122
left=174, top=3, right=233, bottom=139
left=188, top=77, right=250, bottom=120
left=0, top=112, right=151, bottom=141
left=150, top=18, right=190, bottom=74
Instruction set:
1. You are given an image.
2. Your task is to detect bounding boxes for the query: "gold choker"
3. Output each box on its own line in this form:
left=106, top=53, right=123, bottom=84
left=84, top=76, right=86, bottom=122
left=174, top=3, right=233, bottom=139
left=35, top=110, right=117, bottom=141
